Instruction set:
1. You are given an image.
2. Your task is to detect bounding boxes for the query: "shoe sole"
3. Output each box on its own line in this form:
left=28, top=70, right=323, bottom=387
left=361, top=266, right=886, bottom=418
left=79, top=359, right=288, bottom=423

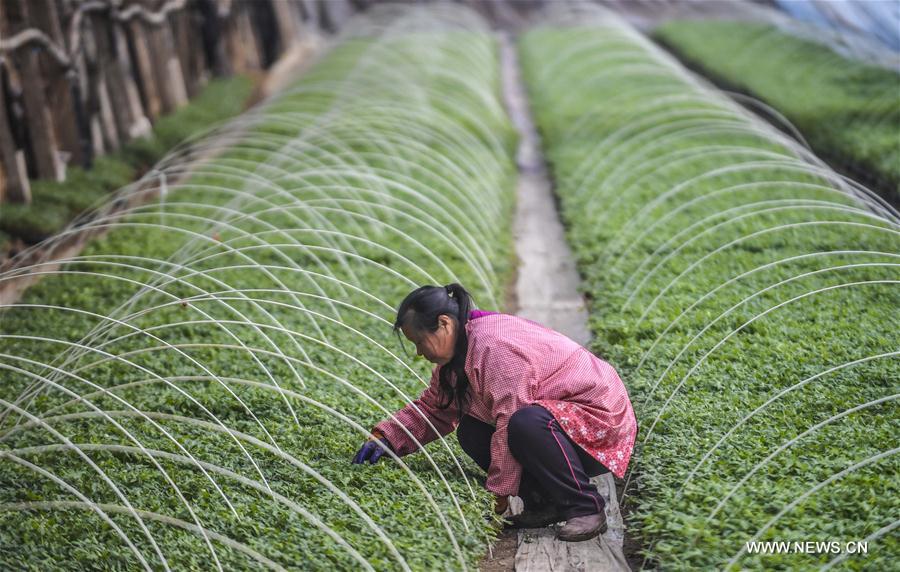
left=504, top=513, right=567, bottom=529
left=506, top=513, right=566, bottom=529
left=556, top=521, right=608, bottom=542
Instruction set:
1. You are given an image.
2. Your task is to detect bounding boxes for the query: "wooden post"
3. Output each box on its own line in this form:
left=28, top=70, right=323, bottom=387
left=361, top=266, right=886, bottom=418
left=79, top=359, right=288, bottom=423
left=188, top=8, right=210, bottom=91
left=187, top=6, right=210, bottom=93
left=30, top=0, right=83, bottom=166
left=96, top=73, right=120, bottom=151
left=91, top=11, right=150, bottom=143
left=225, top=3, right=261, bottom=74
left=18, top=57, right=65, bottom=180
left=316, top=0, right=333, bottom=33
left=80, top=16, right=115, bottom=154
left=271, top=0, right=300, bottom=50
left=318, top=0, right=352, bottom=34
left=0, top=74, right=31, bottom=203
left=89, top=13, right=125, bottom=149
left=158, top=6, right=189, bottom=109
left=110, top=14, right=151, bottom=138
left=198, top=0, right=231, bottom=77
left=3, top=0, right=65, bottom=182
left=299, top=0, right=319, bottom=27
left=289, top=0, right=310, bottom=37
left=55, top=0, right=93, bottom=168
left=243, top=5, right=262, bottom=69
left=145, top=6, right=188, bottom=113
left=127, top=19, right=162, bottom=121
left=224, top=5, right=241, bottom=73
left=171, top=8, right=200, bottom=98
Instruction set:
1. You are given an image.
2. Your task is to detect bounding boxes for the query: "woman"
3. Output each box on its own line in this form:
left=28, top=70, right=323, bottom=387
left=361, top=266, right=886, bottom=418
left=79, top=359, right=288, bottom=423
left=352, top=283, right=637, bottom=542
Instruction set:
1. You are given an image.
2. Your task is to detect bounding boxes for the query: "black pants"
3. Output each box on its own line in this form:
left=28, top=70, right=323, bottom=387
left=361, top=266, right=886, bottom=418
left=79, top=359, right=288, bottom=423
left=457, top=404, right=608, bottom=520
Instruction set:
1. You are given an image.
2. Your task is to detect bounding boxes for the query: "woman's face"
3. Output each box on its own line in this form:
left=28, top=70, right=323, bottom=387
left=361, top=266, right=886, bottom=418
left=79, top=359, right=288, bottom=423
left=401, top=314, right=457, bottom=366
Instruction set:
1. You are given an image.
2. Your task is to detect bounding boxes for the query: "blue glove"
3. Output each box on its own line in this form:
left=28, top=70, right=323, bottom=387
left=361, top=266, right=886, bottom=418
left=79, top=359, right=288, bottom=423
left=352, top=433, right=393, bottom=464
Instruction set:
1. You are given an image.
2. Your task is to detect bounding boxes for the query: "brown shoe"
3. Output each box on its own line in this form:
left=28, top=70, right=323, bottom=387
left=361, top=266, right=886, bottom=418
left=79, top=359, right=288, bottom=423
left=556, top=511, right=607, bottom=542
left=504, top=503, right=567, bottom=529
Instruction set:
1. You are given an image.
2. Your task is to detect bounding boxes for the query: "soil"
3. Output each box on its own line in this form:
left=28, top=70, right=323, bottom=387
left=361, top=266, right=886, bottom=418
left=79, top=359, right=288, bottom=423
left=616, top=479, right=644, bottom=571
left=479, top=528, right=519, bottom=572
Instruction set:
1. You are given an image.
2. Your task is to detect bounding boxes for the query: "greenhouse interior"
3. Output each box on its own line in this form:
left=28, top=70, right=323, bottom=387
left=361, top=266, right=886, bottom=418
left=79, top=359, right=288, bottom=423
left=0, top=0, right=897, bottom=570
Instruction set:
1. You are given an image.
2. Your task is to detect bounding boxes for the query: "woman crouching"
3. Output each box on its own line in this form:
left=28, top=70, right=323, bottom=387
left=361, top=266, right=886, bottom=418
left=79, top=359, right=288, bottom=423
left=352, top=283, right=637, bottom=542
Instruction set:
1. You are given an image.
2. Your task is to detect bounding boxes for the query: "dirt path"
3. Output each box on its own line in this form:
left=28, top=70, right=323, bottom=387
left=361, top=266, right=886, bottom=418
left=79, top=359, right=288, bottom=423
left=478, top=32, right=631, bottom=572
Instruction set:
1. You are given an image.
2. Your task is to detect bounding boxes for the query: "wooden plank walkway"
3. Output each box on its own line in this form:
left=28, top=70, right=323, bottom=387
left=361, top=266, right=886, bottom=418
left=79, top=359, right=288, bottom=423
left=496, top=31, right=631, bottom=572
left=514, top=475, right=629, bottom=571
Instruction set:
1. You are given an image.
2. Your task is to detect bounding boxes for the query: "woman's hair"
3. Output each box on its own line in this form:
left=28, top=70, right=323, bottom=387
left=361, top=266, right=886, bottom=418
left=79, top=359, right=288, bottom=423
left=394, top=283, right=474, bottom=420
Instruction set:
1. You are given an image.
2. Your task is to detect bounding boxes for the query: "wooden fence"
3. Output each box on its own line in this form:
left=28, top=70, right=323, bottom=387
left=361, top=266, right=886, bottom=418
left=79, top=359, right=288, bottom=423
left=0, top=0, right=360, bottom=205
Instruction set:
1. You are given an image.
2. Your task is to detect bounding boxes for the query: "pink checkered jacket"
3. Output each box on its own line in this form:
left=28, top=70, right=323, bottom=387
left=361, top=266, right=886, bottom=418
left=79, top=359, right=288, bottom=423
left=373, top=312, right=637, bottom=496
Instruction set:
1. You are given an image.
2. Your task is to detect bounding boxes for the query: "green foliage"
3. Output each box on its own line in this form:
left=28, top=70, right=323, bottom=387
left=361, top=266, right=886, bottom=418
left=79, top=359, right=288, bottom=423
left=0, top=76, right=254, bottom=244
left=0, top=24, right=515, bottom=570
left=655, top=20, right=900, bottom=203
left=0, top=202, right=71, bottom=245
left=521, top=24, right=898, bottom=571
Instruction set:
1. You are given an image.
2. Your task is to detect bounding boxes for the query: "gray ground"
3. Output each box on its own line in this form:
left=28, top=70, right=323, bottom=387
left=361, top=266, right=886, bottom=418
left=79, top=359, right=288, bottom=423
left=478, top=31, right=630, bottom=572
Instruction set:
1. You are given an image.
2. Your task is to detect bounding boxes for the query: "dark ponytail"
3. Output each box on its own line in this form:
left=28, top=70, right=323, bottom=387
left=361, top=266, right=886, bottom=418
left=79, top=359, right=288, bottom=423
left=394, top=283, right=474, bottom=421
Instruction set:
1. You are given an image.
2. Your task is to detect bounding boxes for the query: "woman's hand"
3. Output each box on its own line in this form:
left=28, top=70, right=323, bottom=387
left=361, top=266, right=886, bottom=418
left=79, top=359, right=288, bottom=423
left=352, top=429, right=393, bottom=464
left=494, top=494, right=509, bottom=515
